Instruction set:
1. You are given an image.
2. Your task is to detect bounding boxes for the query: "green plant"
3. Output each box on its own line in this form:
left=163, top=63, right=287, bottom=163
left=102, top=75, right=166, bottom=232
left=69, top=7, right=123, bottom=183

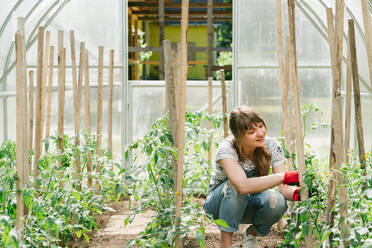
left=123, top=111, right=223, bottom=247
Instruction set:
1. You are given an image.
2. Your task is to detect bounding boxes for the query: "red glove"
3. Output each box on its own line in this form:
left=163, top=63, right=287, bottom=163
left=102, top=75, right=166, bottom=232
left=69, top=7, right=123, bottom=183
left=283, top=170, right=299, bottom=185
left=293, top=187, right=301, bottom=201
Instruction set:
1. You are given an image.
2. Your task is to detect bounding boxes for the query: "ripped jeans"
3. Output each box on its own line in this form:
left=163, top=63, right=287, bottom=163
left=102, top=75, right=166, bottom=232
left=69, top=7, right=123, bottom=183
left=203, top=181, right=287, bottom=235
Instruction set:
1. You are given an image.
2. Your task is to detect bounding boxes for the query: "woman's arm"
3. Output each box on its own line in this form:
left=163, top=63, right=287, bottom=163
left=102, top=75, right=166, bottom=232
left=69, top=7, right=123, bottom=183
left=273, top=164, right=297, bottom=200
left=219, top=158, right=285, bottom=195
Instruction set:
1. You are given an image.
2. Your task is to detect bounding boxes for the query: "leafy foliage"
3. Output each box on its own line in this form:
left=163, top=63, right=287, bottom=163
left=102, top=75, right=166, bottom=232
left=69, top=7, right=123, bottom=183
left=123, top=111, right=223, bottom=247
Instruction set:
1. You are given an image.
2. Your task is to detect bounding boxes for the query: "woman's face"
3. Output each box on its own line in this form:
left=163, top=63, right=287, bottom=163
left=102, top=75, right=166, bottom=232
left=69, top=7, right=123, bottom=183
left=241, top=122, right=267, bottom=148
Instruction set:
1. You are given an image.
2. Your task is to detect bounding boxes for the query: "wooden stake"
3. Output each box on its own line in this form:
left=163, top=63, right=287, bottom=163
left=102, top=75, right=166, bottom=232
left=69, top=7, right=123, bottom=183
left=33, top=27, right=44, bottom=186
left=349, top=19, right=367, bottom=185
left=175, top=1, right=189, bottom=246
left=159, top=0, right=165, bottom=80
left=70, top=30, right=78, bottom=115
left=40, top=31, right=50, bottom=142
left=164, top=39, right=177, bottom=184
left=220, top=69, right=228, bottom=138
left=84, top=49, right=92, bottom=188
left=28, top=70, right=34, bottom=173
left=58, top=31, right=65, bottom=188
left=344, top=34, right=352, bottom=160
left=285, top=36, right=295, bottom=162
left=360, top=0, right=372, bottom=89
left=15, top=21, right=28, bottom=235
left=207, top=0, right=213, bottom=78
left=108, top=49, right=114, bottom=157
left=45, top=46, right=54, bottom=139
left=74, top=42, right=85, bottom=190
left=208, top=76, right=213, bottom=169
left=276, top=0, right=293, bottom=172
left=96, top=46, right=104, bottom=175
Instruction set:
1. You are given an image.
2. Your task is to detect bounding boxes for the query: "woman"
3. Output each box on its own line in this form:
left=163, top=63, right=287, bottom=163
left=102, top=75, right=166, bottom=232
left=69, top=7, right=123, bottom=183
left=204, top=106, right=300, bottom=248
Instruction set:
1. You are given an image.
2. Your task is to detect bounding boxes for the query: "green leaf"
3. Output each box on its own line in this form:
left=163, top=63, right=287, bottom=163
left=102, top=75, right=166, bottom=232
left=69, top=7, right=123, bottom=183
left=211, top=219, right=230, bottom=229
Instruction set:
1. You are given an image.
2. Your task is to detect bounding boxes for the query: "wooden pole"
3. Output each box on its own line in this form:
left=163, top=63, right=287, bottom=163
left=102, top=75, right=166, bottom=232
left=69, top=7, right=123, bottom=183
left=285, top=36, right=295, bottom=157
left=175, top=0, right=189, bottom=247
left=45, top=46, right=54, bottom=139
left=159, top=0, right=165, bottom=80
left=74, top=42, right=85, bottom=189
left=134, top=18, right=139, bottom=80
left=208, top=76, right=213, bottom=170
left=84, top=49, right=92, bottom=188
left=96, top=46, right=104, bottom=177
left=360, top=0, right=372, bottom=89
left=344, top=34, right=352, bottom=160
left=33, top=27, right=44, bottom=186
left=349, top=19, right=367, bottom=185
left=108, top=49, right=114, bottom=157
left=164, top=39, right=178, bottom=183
left=276, top=0, right=293, bottom=172
left=58, top=31, right=65, bottom=188
left=28, top=70, right=34, bottom=173
left=40, top=31, right=50, bottom=143
left=220, top=69, right=228, bottom=138
left=207, top=0, right=213, bottom=78
left=70, top=30, right=78, bottom=117
left=15, top=19, right=28, bottom=235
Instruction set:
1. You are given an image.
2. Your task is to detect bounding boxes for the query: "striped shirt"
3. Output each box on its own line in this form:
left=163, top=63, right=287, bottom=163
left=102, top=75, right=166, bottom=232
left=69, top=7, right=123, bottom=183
left=208, top=136, right=286, bottom=192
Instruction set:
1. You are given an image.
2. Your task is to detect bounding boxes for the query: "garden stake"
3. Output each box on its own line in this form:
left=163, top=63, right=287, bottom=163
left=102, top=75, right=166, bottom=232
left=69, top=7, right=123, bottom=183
left=208, top=76, right=213, bottom=170
left=349, top=19, right=367, bottom=188
left=28, top=70, right=34, bottom=172
left=15, top=18, right=27, bottom=236
left=344, top=33, right=352, bottom=161
left=288, top=0, right=312, bottom=246
left=220, top=69, right=228, bottom=138
left=45, top=46, right=54, bottom=139
left=96, top=46, right=104, bottom=188
left=34, top=26, right=44, bottom=187
left=108, top=49, right=114, bottom=158
left=84, top=48, right=92, bottom=188
left=175, top=1, right=189, bottom=247
left=40, top=31, right=50, bottom=144
left=58, top=31, right=65, bottom=188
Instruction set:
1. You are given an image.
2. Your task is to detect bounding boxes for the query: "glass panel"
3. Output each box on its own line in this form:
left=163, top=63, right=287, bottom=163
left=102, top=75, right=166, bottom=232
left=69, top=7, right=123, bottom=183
left=237, top=68, right=332, bottom=157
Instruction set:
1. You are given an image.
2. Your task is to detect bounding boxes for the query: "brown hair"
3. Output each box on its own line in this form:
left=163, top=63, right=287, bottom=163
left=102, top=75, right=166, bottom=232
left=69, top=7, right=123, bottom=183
left=229, top=106, right=272, bottom=177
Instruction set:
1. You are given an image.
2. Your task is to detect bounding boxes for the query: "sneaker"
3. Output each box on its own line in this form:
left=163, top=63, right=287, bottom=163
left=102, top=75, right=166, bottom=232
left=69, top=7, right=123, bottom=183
left=242, top=231, right=258, bottom=248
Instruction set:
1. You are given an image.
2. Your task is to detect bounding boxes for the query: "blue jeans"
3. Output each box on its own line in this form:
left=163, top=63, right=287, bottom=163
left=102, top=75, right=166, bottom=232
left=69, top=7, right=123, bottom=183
left=204, top=180, right=288, bottom=236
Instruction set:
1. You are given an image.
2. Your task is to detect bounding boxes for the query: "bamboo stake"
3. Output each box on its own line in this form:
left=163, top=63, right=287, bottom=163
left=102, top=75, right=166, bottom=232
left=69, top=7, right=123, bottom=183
left=74, top=42, right=85, bottom=190
left=108, top=49, right=114, bottom=157
left=360, top=0, right=372, bottom=89
left=28, top=70, right=34, bottom=173
left=276, top=0, right=293, bottom=171
left=96, top=46, right=104, bottom=178
left=15, top=20, right=27, bottom=235
left=349, top=19, right=367, bottom=186
left=40, top=31, right=50, bottom=143
left=208, top=76, right=213, bottom=170
left=344, top=34, right=352, bottom=160
left=84, top=49, right=92, bottom=188
left=220, top=69, right=228, bottom=138
left=175, top=1, right=189, bottom=246
left=33, top=27, right=44, bottom=186
left=45, top=46, right=54, bottom=139
left=58, top=31, right=65, bottom=188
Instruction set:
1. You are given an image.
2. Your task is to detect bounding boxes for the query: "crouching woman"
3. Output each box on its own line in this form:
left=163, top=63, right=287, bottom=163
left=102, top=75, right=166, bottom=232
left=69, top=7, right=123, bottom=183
left=204, top=105, right=300, bottom=248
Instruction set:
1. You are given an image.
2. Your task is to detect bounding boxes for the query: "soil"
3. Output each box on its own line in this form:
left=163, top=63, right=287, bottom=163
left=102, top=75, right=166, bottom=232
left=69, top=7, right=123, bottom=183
left=69, top=199, right=284, bottom=248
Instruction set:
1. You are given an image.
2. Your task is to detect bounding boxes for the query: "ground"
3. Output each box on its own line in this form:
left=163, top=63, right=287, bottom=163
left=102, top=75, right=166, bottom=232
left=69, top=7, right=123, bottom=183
left=69, top=200, right=284, bottom=248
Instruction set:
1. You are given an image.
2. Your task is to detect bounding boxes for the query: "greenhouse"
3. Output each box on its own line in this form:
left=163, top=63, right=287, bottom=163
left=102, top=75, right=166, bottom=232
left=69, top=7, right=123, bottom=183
left=0, top=0, right=371, bottom=247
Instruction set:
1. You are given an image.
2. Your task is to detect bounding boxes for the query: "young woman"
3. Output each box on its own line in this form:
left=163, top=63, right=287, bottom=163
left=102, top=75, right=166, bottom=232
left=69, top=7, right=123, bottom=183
left=203, top=105, right=300, bottom=248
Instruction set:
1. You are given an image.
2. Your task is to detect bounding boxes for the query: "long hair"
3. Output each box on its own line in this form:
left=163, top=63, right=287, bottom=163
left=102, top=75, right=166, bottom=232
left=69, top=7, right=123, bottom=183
left=229, top=106, right=272, bottom=177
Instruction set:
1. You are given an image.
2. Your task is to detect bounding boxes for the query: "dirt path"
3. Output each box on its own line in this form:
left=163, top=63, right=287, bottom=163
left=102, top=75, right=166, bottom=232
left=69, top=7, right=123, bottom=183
left=69, top=200, right=284, bottom=248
